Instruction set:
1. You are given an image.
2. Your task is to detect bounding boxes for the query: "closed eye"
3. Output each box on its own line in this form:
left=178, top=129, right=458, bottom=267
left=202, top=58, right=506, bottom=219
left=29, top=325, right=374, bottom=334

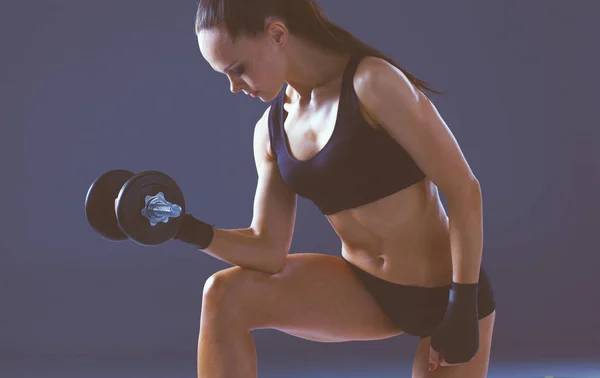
left=230, top=65, right=245, bottom=77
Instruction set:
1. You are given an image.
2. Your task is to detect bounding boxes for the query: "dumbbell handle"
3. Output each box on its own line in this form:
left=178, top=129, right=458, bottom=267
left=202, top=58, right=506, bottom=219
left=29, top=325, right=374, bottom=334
left=141, top=192, right=182, bottom=226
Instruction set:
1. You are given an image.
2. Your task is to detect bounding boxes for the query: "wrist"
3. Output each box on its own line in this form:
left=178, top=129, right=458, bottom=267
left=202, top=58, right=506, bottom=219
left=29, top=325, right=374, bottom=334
left=449, top=281, right=478, bottom=304
left=174, top=214, right=215, bottom=249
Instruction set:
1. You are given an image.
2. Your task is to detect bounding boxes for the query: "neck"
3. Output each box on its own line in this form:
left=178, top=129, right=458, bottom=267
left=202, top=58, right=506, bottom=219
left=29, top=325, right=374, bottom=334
left=283, top=35, right=351, bottom=102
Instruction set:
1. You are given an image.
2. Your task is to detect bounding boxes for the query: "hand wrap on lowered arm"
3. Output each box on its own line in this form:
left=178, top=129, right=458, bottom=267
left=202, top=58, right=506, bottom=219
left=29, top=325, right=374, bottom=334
left=430, top=281, right=479, bottom=364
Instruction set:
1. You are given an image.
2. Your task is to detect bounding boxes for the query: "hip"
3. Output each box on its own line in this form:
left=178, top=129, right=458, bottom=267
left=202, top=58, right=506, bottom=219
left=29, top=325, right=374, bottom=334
left=343, top=258, right=496, bottom=337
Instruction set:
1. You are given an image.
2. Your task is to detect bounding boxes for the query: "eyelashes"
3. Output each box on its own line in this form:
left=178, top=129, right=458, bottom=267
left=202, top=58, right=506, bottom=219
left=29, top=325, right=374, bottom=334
left=231, top=65, right=245, bottom=77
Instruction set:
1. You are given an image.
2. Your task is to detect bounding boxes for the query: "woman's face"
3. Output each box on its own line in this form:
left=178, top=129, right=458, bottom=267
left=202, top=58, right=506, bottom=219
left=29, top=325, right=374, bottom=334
left=197, top=22, right=288, bottom=102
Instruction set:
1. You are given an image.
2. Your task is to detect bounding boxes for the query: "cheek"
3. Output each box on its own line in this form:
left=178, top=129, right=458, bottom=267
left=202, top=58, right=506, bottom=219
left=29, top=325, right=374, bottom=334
left=256, top=59, right=283, bottom=87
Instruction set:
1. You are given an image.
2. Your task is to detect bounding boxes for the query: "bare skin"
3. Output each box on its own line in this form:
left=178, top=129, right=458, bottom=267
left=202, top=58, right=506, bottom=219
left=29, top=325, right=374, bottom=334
left=196, top=17, right=495, bottom=378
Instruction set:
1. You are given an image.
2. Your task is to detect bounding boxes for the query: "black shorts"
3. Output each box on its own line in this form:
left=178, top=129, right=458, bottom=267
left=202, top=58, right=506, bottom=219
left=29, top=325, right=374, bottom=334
left=345, top=260, right=496, bottom=338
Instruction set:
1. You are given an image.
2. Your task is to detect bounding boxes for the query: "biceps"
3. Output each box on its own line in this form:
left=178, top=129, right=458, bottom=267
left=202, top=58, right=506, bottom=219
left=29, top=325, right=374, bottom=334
left=250, top=160, right=297, bottom=254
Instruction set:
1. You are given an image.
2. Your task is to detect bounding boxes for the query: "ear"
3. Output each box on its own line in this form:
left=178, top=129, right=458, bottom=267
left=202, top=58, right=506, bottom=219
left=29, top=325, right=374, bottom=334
left=264, top=16, right=288, bottom=46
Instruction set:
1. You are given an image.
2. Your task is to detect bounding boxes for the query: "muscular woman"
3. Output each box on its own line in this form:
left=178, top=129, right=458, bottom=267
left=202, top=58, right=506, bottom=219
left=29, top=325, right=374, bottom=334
left=173, top=1, right=497, bottom=377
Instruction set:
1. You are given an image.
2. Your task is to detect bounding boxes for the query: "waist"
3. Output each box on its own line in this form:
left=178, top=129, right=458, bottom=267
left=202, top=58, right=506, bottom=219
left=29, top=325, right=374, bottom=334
left=330, top=180, right=454, bottom=287
left=341, top=241, right=453, bottom=288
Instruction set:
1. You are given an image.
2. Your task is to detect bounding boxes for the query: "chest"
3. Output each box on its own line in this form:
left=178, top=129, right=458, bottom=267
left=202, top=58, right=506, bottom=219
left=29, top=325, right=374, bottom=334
left=279, top=95, right=380, bottom=162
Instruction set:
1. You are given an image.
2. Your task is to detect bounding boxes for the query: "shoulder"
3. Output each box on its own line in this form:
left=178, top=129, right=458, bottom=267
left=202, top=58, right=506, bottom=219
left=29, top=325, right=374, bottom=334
left=352, top=56, right=423, bottom=124
left=253, top=105, right=276, bottom=160
left=353, top=56, right=420, bottom=100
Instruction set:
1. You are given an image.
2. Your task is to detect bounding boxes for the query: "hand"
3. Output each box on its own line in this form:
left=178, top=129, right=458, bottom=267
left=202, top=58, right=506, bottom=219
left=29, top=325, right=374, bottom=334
left=428, top=282, right=479, bottom=372
left=429, top=344, right=467, bottom=371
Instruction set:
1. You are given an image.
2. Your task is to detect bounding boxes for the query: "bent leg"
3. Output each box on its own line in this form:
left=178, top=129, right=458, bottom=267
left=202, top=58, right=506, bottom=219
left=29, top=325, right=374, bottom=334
left=197, top=253, right=404, bottom=378
left=412, top=310, right=496, bottom=378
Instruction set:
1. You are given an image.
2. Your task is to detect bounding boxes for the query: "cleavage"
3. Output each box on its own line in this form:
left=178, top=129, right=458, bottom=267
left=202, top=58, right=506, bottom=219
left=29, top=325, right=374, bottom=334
left=283, top=98, right=340, bottom=162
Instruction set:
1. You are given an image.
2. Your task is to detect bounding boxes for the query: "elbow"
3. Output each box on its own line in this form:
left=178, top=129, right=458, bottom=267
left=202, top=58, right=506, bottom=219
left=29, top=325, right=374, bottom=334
left=237, top=252, right=285, bottom=275
left=465, top=179, right=482, bottom=200
left=264, top=265, right=284, bottom=275
left=470, top=177, right=481, bottom=192
left=256, top=260, right=284, bottom=275
left=447, top=181, right=483, bottom=216
left=447, top=178, right=481, bottom=201
left=444, top=179, right=482, bottom=213
left=257, top=233, right=289, bottom=274
left=264, top=250, right=287, bottom=275
left=260, top=243, right=288, bottom=275
left=461, top=177, right=481, bottom=193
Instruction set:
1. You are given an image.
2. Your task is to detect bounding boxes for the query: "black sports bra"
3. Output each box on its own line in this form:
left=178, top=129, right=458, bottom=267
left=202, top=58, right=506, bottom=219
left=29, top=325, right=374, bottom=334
left=267, top=55, right=425, bottom=215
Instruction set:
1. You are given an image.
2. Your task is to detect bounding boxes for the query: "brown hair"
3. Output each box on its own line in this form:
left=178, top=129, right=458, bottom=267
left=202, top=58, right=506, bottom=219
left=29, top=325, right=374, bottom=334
left=195, top=0, right=443, bottom=97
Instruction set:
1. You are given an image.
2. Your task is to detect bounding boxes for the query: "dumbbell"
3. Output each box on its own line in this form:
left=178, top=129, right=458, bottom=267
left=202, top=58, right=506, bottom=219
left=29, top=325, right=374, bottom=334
left=85, top=170, right=186, bottom=246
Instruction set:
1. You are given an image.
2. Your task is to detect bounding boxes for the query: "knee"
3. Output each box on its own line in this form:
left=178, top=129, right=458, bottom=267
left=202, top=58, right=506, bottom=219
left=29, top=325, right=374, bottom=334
left=202, top=267, right=259, bottom=307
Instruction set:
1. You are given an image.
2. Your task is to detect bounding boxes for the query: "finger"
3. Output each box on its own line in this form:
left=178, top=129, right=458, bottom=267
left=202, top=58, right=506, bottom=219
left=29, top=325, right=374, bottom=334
left=429, top=346, right=440, bottom=371
left=439, top=359, right=463, bottom=367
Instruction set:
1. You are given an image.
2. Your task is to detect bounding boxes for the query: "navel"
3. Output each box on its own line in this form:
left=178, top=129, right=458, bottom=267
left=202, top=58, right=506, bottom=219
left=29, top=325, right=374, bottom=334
left=376, top=254, right=386, bottom=267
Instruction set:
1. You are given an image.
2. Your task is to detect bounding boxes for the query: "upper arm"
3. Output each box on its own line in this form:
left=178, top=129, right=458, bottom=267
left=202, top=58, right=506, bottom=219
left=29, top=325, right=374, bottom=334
left=249, top=106, right=297, bottom=255
left=355, top=57, right=481, bottom=198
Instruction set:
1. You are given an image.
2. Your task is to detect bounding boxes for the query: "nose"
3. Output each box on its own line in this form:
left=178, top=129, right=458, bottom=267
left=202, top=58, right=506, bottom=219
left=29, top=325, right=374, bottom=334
left=229, top=78, right=244, bottom=94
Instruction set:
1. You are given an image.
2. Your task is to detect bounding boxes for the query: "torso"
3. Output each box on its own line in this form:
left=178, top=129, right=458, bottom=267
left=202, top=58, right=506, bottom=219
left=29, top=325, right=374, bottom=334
left=268, top=64, right=454, bottom=288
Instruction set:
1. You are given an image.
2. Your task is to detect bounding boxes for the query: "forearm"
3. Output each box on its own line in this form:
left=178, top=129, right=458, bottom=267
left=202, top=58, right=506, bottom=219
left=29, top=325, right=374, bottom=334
left=202, top=227, right=284, bottom=274
left=447, top=182, right=483, bottom=284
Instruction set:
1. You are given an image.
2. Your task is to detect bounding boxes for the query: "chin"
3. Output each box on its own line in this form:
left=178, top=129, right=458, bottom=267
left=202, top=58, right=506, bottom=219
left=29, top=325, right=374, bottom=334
left=260, top=91, right=277, bottom=102
left=263, top=85, right=285, bottom=102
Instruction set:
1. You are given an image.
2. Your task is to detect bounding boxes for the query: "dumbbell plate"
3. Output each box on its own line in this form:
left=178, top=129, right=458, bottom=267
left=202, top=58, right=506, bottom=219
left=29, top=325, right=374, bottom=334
left=116, top=171, right=185, bottom=246
left=85, top=169, right=135, bottom=241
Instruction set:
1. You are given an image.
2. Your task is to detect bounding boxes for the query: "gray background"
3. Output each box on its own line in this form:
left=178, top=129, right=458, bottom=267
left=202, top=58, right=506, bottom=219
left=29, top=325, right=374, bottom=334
left=2, top=0, right=598, bottom=374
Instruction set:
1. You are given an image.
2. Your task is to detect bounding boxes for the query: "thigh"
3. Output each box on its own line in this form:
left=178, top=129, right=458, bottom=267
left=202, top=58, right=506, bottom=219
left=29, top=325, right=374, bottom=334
left=203, top=253, right=404, bottom=343
left=411, top=311, right=496, bottom=378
